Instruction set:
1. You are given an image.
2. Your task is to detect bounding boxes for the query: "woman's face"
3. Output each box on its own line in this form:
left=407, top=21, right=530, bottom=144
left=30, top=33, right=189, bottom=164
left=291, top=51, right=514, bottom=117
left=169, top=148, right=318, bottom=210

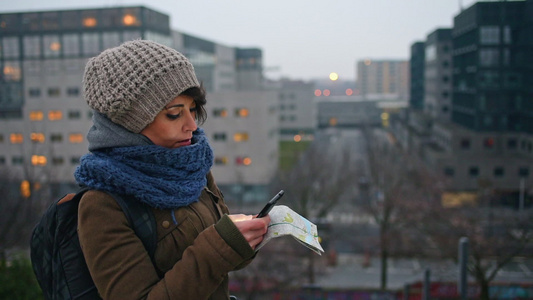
left=141, top=94, right=198, bottom=148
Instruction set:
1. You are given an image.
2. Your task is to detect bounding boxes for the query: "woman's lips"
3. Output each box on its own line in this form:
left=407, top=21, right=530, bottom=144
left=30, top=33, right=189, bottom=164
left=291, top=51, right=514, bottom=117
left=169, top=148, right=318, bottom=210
left=175, top=139, right=192, bottom=147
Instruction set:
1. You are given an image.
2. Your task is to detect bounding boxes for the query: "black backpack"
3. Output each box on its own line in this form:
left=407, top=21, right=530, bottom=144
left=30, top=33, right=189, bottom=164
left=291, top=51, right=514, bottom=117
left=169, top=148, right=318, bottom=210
left=30, top=187, right=157, bottom=300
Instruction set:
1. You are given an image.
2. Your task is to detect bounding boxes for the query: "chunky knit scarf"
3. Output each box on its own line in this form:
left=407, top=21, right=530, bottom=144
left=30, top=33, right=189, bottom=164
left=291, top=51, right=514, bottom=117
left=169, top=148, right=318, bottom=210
left=74, top=129, right=213, bottom=211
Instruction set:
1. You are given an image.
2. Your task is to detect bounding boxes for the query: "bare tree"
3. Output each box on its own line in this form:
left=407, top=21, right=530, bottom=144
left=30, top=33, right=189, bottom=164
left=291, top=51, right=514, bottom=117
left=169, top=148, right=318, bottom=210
left=406, top=181, right=533, bottom=300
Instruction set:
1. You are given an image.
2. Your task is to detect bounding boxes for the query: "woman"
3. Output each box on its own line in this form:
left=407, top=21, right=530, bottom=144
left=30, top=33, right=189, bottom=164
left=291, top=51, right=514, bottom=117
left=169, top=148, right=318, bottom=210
left=75, top=40, right=270, bottom=299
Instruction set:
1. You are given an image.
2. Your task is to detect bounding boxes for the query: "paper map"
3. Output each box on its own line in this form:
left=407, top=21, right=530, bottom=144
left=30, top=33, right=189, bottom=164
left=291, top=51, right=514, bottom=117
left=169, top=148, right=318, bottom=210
left=256, top=205, right=324, bottom=255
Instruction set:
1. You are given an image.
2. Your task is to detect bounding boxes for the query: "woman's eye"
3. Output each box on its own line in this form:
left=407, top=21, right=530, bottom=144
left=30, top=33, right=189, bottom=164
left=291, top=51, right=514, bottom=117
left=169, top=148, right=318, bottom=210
left=166, top=113, right=181, bottom=120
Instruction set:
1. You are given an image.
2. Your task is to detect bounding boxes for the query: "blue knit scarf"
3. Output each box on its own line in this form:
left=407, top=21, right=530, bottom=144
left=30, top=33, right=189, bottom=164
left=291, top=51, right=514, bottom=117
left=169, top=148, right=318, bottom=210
left=74, top=128, right=213, bottom=211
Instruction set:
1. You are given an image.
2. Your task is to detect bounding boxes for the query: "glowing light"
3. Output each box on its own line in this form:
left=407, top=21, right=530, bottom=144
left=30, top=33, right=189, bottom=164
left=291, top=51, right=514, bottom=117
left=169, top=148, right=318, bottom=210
left=123, top=14, right=137, bottom=26
left=314, top=89, right=322, bottom=97
left=364, top=59, right=372, bottom=66
left=243, top=157, right=252, bottom=166
left=329, top=72, right=339, bottom=81
left=329, top=117, right=338, bottom=126
left=381, top=112, right=389, bottom=120
left=31, top=155, right=47, bottom=166
left=323, top=89, right=331, bottom=96
left=293, top=135, right=302, bottom=142
left=346, top=88, right=353, bottom=96
left=83, top=17, right=97, bottom=27
left=49, top=42, right=61, bottom=52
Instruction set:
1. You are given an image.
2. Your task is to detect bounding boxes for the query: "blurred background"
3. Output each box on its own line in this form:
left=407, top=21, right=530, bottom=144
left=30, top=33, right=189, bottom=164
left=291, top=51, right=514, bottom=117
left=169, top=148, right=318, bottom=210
left=0, top=0, right=532, bottom=299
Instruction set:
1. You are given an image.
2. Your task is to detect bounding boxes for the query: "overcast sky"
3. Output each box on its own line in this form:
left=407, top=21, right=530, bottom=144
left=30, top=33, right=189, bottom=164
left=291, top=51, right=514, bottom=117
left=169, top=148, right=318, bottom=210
left=2, top=0, right=479, bottom=81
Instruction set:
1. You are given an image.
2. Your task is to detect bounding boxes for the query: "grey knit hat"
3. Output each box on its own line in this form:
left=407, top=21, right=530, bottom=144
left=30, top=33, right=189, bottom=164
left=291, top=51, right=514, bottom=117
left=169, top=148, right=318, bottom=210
left=83, top=40, right=200, bottom=133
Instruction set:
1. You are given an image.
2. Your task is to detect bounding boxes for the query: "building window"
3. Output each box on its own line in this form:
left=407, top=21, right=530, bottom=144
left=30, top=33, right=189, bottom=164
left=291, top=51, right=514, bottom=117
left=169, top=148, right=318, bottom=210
left=460, top=138, right=470, bottom=149
left=48, top=111, right=63, bottom=121
left=10, top=133, right=23, bottom=144
left=52, top=157, right=64, bottom=165
left=63, top=33, right=80, bottom=56
left=483, top=138, right=495, bottom=149
left=43, top=34, right=61, bottom=58
left=235, top=156, right=252, bottom=166
left=102, top=32, right=121, bottom=49
left=0, top=156, right=5, bottom=165
left=31, top=155, right=47, bottom=166
left=50, top=134, right=63, bottom=143
left=518, top=167, right=529, bottom=178
left=213, top=108, right=228, bottom=118
left=71, top=156, right=81, bottom=165
left=213, top=133, right=227, bottom=141
left=48, top=88, right=60, bottom=97
left=214, top=156, right=228, bottom=165
left=507, top=138, right=517, bottom=150
left=30, top=133, right=45, bottom=143
left=469, top=166, right=479, bottom=177
left=29, top=111, right=44, bottom=121
left=0, top=134, right=3, bottom=142
left=235, top=108, right=249, bottom=118
left=2, top=36, right=20, bottom=59
left=68, top=110, right=81, bottom=119
left=67, top=87, right=80, bottom=96
left=29, top=88, right=41, bottom=97
left=479, top=49, right=499, bottom=67
left=69, top=133, right=84, bottom=143
left=12, top=156, right=24, bottom=165
left=494, top=167, right=504, bottom=178
left=23, top=35, right=41, bottom=58
left=3, top=61, right=22, bottom=81
left=82, top=32, right=100, bottom=56
left=233, top=132, right=249, bottom=142
left=444, top=167, right=454, bottom=177
left=480, top=26, right=500, bottom=45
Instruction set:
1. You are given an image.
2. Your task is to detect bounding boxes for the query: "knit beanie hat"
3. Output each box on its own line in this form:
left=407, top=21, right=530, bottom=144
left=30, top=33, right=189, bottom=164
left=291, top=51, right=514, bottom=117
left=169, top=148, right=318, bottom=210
left=83, top=40, right=200, bottom=133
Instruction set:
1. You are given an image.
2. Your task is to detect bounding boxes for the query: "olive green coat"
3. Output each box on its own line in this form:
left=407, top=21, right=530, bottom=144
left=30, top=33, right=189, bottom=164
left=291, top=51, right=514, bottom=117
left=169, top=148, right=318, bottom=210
left=78, top=173, right=254, bottom=299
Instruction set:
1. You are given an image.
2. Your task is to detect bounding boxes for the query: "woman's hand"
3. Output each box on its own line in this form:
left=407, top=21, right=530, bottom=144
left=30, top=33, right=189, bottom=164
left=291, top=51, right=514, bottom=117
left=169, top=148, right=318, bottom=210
left=228, top=214, right=271, bottom=249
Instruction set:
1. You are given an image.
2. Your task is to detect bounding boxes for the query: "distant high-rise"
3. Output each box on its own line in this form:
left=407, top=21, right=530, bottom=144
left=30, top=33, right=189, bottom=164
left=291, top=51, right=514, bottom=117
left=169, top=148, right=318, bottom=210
left=452, top=0, right=533, bottom=133
left=409, top=42, right=425, bottom=111
left=356, top=59, right=409, bottom=100
left=424, top=29, right=452, bottom=121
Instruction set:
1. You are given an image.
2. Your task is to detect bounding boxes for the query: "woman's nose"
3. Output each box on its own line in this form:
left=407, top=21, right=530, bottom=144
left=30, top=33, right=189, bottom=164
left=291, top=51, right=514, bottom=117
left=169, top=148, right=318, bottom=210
left=184, top=110, right=197, bottom=132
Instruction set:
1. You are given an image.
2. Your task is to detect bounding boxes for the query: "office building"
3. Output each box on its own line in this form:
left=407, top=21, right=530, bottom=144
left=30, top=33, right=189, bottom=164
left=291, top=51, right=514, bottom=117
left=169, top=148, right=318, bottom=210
left=0, top=6, right=279, bottom=202
left=424, top=29, right=452, bottom=121
left=409, top=42, right=425, bottom=111
left=356, top=59, right=409, bottom=101
left=400, top=0, right=533, bottom=206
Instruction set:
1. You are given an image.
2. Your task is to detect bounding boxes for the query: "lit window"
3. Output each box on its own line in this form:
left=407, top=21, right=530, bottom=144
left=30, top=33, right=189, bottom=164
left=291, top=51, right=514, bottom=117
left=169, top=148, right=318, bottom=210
left=10, top=133, right=23, bottom=144
left=69, top=133, right=84, bottom=143
left=214, top=157, right=228, bottom=165
left=233, top=132, right=249, bottom=142
left=235, top=108, right=249, bottom=118
left=20, top=180, right=30, bottom=198
left=48, top=111, right=63, bottom=121
left=31, top=155, right=47, bottom=166
left=123, top=14, right=138, bottom=26
left=213, top=108, right=228, bottom=118
left=235, top=156, right=252, bottom=166
left=83, top=17, right=97, bottom=27
left=29, top=111, right=44, bottom=121
left=30, top=133, right=45, bottom=143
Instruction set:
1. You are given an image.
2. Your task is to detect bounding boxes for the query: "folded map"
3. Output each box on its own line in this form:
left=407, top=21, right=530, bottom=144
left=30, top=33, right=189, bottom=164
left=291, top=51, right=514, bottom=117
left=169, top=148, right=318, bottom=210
left=256, top=205, right=324, bottom=255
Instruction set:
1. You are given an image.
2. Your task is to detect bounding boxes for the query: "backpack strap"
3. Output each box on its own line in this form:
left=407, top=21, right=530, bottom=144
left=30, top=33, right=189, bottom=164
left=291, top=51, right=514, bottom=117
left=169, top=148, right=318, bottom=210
left=112, top=193, right=157, bottom=261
